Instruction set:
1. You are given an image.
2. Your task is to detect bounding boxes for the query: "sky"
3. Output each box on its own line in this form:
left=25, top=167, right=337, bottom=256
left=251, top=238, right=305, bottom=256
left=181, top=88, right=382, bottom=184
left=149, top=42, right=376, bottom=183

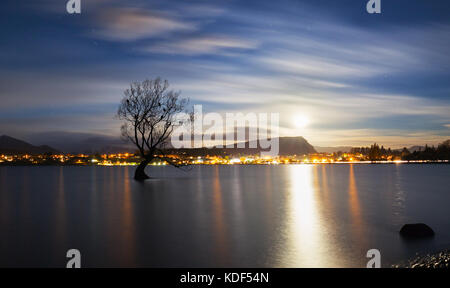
left=1, top=0, right=449, bottom=148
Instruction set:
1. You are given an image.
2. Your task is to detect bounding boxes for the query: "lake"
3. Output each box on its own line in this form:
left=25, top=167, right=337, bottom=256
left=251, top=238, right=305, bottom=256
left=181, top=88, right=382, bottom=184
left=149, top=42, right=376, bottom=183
left=0, top=164, right=449, bottom=267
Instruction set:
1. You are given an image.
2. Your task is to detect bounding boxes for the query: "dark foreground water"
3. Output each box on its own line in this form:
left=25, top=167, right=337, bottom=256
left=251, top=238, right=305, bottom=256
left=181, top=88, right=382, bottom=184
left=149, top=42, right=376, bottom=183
left=1, top=164, right=449, bottom=267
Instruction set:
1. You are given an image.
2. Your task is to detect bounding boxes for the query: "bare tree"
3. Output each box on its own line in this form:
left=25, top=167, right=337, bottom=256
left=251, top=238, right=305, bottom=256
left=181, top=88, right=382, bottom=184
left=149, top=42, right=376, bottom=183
left=117, top=78, right=188, bottom=180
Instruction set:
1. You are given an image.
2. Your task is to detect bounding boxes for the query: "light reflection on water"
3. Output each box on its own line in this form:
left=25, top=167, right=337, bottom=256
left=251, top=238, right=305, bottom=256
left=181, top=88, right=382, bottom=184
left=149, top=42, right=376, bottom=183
left=348, top=164, right=367, bottom=252
left=1, top=164, right=449, bottom=267
left=283, top=165, right=325, bottom=267
left=212, top=166, right=229, bottom=265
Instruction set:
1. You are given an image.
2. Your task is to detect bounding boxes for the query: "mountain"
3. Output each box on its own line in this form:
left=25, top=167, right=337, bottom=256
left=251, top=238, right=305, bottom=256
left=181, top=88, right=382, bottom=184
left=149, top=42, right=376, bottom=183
left=408, top=145, right=424, bottom=152
left=407, top=140, right=450, bottom=153
left=27, top=132, right=315, bottom=155
left=314, top=146, right=353, bottom=153
left=276, top=136, right=317, bottom=155
left=170, top=136, right=317, bottom=156
left=0, top=135, right=60, bottom=155
left=3, top=133, right=315, bottom=156
left=211, top=136, right=316, bottom=156
left=26, top=131, right=135, bottom=154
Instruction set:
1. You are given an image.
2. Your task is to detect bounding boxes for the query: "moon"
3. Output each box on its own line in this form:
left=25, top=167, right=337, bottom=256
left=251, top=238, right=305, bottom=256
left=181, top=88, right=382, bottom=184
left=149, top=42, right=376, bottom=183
left=294, top=115, right=310, bottom=128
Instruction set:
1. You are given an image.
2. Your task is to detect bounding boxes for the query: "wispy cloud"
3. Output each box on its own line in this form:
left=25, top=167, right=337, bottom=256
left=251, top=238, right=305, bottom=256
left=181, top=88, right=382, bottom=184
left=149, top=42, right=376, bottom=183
left=92, top=8, right=196, bottom=41
left=302, top=128, right=449, bottom=148
left=2, top=0, right=450, bottom=146
left=259, top=53, right=381, bottom=78
left=144, top=35, right=258, bottom=55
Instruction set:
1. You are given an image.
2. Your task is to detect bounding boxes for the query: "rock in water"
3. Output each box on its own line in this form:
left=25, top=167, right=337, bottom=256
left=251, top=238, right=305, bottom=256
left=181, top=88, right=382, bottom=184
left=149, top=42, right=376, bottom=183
left=400, top=223, right=435, bottom=238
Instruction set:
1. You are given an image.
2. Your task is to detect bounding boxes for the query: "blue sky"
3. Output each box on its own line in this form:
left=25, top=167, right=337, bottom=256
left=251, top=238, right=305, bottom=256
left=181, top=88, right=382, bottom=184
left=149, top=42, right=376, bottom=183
left=1, top=0, right=449, bottom=147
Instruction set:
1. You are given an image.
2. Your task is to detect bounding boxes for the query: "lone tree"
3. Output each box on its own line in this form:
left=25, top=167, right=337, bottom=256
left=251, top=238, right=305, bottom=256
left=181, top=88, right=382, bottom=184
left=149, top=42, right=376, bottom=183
left=117, top=78, right=188, bottom=180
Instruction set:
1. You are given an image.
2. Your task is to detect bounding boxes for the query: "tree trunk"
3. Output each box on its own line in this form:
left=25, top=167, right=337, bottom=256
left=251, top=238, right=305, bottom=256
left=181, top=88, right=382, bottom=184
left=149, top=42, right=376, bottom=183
left=134, top=157, right=151, bottom=181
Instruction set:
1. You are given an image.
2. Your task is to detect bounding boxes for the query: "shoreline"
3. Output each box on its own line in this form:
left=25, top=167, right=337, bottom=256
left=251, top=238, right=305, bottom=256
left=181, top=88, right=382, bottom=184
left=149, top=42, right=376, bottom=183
left=394, top=250, right=450, bottom=268
left=1, top=161, right=449, bottom=167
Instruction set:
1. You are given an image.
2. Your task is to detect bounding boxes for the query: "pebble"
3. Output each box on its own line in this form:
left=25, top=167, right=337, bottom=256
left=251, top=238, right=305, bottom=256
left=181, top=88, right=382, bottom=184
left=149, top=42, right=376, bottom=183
left=395, top=250, right=450, bottom=268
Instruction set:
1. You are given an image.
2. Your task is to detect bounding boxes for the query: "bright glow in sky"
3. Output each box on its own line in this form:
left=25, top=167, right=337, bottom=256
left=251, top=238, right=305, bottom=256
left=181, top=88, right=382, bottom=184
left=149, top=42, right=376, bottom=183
left=294, top=115, right=310, bottom=129
left=0, top=0, right=449, bottom=148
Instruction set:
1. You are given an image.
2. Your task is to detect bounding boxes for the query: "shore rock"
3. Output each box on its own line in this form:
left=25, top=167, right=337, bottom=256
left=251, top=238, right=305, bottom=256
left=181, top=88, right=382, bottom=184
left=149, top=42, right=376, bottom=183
left=394, top=250, right=450, bottom=268
left=400, top=223, right=434, bottom=238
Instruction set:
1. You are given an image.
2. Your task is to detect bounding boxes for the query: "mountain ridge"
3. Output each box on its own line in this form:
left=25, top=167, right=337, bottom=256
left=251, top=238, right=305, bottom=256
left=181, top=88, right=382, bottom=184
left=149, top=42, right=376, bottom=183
left=0, top=135, right=60, bottom=155
left=1, top=134, right=317, bottom=156
left=168, top=136, right=317, bottom=156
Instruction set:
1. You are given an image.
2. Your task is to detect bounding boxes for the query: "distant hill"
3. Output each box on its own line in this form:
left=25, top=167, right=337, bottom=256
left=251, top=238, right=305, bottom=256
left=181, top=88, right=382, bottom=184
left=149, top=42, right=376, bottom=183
left=2, top=134, right=315, bottom=156
left=26, top=131, right=135, bottom=154
left=314, top=146, right=353, bottom=153
left=169, top=136, right=317, bottom=156
left=0, top=135, right=60, bottom=155
left=276, top=136, right=317, bottom=155
left=441, top=140, right=450, bottom=147
left=407, top=140, right=450, bottom=153
left=408, top=145, right=425, bottom=152
left=234, top=136, right=316, bottom=155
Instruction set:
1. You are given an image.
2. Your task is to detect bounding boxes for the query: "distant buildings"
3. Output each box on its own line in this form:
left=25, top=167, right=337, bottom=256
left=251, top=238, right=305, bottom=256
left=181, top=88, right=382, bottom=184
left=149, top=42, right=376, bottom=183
left=1, top=151, right=448, bottom=166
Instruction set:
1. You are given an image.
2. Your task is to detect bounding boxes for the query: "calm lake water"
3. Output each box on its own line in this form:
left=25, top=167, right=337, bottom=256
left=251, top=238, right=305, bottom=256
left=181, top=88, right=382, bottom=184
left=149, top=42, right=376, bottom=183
left=1, top=164, right=449, bottom=267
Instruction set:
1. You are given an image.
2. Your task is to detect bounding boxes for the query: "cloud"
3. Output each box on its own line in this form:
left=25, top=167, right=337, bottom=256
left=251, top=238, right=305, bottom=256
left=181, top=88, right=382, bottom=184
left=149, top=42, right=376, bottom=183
left=143, top=35, right=258, bottom=55
left=0, top=70, right=127, bottom=109
left=92, top=8, right=196, bottom=41
left=0, top=112, right=120, bottom=140
left=259, top=53, right=381, bottom=78
left=3, top=0, right=450, bottom=147
left=250, top=29, right=425, bottom=80
left=302, top=128, right=450, bottom=148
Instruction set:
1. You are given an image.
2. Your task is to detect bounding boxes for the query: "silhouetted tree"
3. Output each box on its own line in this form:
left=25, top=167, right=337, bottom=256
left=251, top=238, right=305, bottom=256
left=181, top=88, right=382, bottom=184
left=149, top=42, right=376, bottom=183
left=403, top=140, right=450, bottom=161
left=368, top=143, right=381, bottom=161
left=117, top=78, right=188, bottom=180
left=401, top=147, right=410, bottom=158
